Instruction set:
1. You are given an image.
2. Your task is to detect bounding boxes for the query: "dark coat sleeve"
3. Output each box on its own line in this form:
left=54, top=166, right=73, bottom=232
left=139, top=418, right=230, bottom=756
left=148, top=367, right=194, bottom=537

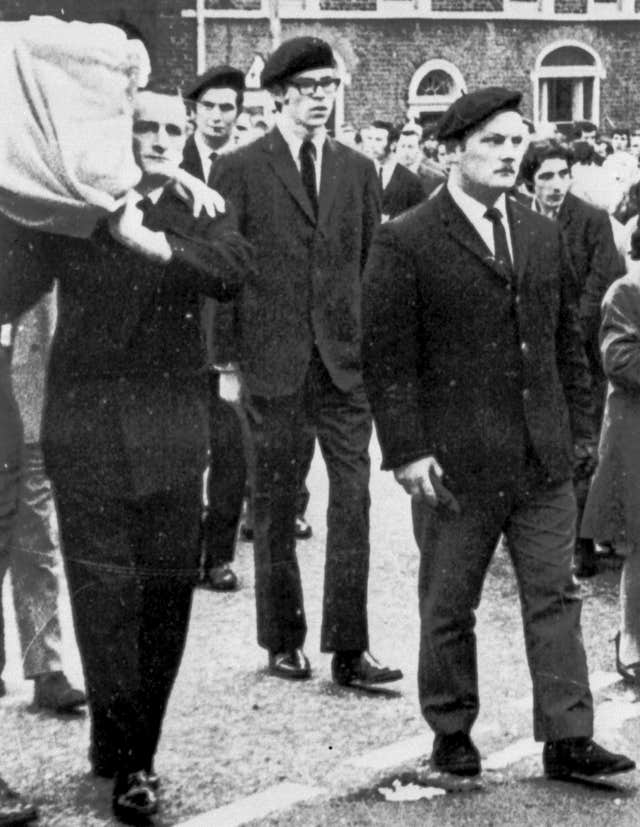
left=360, top=160, right=382, bottom=273
left=362, top=222, right=431, bottom=470
left=0, top=218, right=56, bottom=324
left=578, top=209, right=623, bottom=347
left=600, top=278, right=640, bottom=391
left=555, top=236, right=596, bottom=443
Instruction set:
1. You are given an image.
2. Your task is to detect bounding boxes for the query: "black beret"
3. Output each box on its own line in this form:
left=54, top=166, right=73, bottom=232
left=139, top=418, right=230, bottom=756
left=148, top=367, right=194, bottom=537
left=436, top=87, right=522, bottom=141
left=261, top=36, right=336, bottom=89
left=184, top=65, right=245, bottom=101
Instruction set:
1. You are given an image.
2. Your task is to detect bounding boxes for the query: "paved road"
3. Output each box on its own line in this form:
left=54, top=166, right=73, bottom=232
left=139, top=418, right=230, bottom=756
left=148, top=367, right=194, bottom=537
left=2, top=437, right=638, bottom=826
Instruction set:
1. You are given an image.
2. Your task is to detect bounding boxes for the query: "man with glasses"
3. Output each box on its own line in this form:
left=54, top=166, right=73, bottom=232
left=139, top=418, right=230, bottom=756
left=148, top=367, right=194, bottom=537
left=212, top=36, right=403, bottom=688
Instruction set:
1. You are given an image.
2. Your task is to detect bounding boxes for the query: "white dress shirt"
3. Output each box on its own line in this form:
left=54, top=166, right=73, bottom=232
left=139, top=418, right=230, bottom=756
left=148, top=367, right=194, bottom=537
left=447, top=180, right=514, bottom=264
left=277, top=117, right=325, bottom=193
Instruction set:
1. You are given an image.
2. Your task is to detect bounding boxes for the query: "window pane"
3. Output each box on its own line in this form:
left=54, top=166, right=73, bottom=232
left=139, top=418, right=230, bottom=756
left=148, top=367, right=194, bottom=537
left=541, top=46, right=595, bottom=67
left=417, top=70, right=454, bottom=97
left=547, top=77, right=574, bottom=122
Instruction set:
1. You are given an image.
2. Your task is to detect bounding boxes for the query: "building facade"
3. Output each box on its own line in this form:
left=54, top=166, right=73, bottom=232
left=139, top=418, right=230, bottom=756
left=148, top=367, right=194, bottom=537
left=4, top=0, right=640, bottom=131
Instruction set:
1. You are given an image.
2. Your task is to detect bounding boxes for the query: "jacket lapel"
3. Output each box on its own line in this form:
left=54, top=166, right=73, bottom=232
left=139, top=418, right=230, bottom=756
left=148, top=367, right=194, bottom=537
left=181, top=135, right=206, bottom=183
left=438, top=188, right=511, bottom=286
left=317, top=137, right=342, bottom=227
left=506, top=197, right=530, bottom=287
left=263, top=127, right=316, bottom=225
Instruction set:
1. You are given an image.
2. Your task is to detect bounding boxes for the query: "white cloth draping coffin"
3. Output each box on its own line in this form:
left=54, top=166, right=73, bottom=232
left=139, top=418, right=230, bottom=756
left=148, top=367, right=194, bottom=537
left=0, top=17, right=146, bottom=237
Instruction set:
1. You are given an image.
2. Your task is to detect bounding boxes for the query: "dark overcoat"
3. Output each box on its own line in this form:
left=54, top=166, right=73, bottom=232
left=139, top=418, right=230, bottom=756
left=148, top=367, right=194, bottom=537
left=0, top=191, right=250, bottom=497
left=211, top=126, right=381, bottom=397
left=382, top=163, right=425, bottom=220
left=362, top=187, right=594, bottom=492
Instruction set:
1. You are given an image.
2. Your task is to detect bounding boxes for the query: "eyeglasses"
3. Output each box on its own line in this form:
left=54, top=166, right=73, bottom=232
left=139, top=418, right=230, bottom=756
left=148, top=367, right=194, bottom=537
left=197, top=101, right=237, bottom=113
left=288, top=76, right=341, bottom=97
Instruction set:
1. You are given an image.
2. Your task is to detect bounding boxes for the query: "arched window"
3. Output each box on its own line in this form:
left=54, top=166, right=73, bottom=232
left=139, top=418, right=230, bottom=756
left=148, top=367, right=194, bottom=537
left=407, top=59, right=466, bottom=125
left=531, top=41, right=605, bottom=128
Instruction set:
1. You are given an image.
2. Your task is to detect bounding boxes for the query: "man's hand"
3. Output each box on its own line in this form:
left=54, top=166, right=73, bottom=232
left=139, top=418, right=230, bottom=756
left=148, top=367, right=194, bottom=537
left=573, top=440, right=598, bottom=481
left=108, top=191, right=172, bottom=262
left=393, top=456, right=461, bottom=513
left=218, top=367, right=243, bottom=405
left=171, top=168, right=226, bottom=218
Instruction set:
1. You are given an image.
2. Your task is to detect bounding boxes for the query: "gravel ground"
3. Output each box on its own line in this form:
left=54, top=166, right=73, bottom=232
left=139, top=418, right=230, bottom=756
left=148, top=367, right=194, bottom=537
left=0, top=437, right=631, bottom=826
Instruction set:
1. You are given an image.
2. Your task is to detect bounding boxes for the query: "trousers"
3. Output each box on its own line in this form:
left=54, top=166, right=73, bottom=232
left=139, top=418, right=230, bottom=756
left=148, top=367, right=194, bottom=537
left=250, top=349, right=372, bottom=653
left=0, top=443, right=63, bottom=679
left=413, top=475, right=593, bottom=742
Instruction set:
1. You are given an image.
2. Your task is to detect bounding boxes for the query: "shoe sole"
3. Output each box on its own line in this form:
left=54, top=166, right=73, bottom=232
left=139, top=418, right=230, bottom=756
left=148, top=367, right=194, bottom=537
left=268, top=667, right=311, bottom=680
left=545, top=762, right=636, bottom=780
left=334, top=670, right=404, bottom=688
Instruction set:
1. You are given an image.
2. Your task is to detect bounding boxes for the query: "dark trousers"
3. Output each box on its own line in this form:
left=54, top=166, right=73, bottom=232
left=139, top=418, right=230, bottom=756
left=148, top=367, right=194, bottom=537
left=251, top=351, right=372, bottom=653
left=48, top=471, right=201, bottom=773
left=413, top=475, right=593, bottom=742
left=202, top=371, right=247, bottom=569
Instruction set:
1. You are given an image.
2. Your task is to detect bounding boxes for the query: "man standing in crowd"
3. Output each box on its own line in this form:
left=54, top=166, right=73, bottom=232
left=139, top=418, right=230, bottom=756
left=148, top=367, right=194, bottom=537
left=182, top=64, right=248, bottom=592
left=361, top=120, right=424, bottom=220
left=395, top=122, right=445, bottom=197
left=520, top=138, right=624, bottom=576
left=0, top=330, right=38, bottom=826
left=2, top=87, right=250, bottom=824
left=0, top=293, right=86, bottom=712
left=363, top=87, right=635, bottom=780
left=213, top=36, right=402, bottom=687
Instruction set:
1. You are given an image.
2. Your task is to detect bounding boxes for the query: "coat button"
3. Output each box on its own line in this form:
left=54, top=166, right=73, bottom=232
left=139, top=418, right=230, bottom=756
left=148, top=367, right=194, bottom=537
left=522, top=388, right=530, bottom=400
left=521, top=341, right=529, bottom=355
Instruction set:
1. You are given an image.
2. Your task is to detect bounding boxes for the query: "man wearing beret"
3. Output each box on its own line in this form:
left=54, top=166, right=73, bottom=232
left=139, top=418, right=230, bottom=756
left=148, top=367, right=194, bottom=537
left=363, top=87, right=635, bottom=779
left=183, top=64, right=248, bottom=593
left=212, top=36, right=402, bottom=686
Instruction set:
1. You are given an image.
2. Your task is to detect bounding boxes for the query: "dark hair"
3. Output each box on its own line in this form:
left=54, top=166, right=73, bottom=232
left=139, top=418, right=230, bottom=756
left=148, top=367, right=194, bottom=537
left=519, top=138, right=573, bottom=192
left=612, top=126, right=630, bottom=140
left=631, top=217, right=640, bottom=260
left=572, top=140, right=596, bottom=165
left=571, top=120, right=597, bottom=140
left=371, top=120, right=399, bottom=148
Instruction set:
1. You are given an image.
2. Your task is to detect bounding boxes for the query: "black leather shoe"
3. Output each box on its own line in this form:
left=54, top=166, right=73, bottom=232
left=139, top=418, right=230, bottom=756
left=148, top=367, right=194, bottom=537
left=112, top=770, right=158, bottom=825
left=615, top=632, right=640, bottom=684
left=94, top=762, right=159, bottom=790
left=331, top=651, right=403, bottom=687
left=431, top=732, right=481, bottom=777
left=268, top=649, right=311, bottom=680
left=33, top=671, right=86, bottom=713
left=203, top=564, right=239, bottom=592
left=0, top=775, right=38, bottom=826
left=295, top=516, right=313, bottom=540
left=543, top=737, right=635, bottom=779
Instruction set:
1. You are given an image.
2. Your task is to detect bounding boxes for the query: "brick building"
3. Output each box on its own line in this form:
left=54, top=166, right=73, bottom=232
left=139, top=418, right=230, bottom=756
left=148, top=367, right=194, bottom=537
left=4, top=0, right=640, bottom=132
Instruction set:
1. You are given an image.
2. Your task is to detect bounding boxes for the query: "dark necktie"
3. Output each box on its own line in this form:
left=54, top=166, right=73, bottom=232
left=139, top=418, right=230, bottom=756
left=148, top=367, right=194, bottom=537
left=378, top=165, right=385, bottom=190
left=207, top=151, right=218, bottom=187
left=484, top=206, right=513, bottom=282
left=300, top=139, right=318, bottom=218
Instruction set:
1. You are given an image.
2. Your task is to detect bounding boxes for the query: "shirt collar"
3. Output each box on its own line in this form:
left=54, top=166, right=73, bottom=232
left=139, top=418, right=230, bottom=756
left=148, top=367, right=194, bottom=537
left=276, top=117, right=326, bottom=162
left=447, top=180, right=508, bottom=226
left=194, top=130, right=232, bottom=162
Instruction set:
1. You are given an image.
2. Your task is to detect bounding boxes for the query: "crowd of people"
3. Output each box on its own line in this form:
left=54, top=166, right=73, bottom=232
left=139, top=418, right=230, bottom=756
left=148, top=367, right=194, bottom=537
left=2, top=20, right=640, bottom=826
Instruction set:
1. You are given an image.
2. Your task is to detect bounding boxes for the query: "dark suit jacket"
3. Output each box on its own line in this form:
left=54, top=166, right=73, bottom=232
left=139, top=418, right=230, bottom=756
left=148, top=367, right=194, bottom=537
left=382, top=163, right=425, bottom=219
left=362, top=187, right=594, bottom=491
left=557, top=191, right=623, bottom=364
left=0, top=190, right=250, bottom=498
left=181, top=134, right=207, bottom=182
left=211, top=126, right=381, bottom=397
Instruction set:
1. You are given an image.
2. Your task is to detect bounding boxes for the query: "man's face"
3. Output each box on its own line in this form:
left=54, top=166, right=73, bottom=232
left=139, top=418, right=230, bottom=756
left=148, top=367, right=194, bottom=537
left=533, top=157, right=571, bottom=213
left=581, top=129, right=597, bottom=147
left=133, top=91, right=187, bottom=182
left=612, top=132, right=629, bottom=152
left=455, top=110, right=527, bottom=196
left=233, top=112, right=257, bottom=147
left=396, top=133, right=421, bottom=166
left=361, top=126, right=391, bottom=163
left=279, top=67, right=339, bottom=132
left=630, top=133, right=640, bottom=159
left=194, top=86, right=238, bottom=146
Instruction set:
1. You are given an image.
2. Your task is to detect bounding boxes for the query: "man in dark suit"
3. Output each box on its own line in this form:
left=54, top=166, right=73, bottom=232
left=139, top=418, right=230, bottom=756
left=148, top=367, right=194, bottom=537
left=212, top=36, right=402, bottom=687
left=363, top=87, right=634, bottom=780
left=1, top=88, right=250, bottom=824
left=362, top=120, right=425, bottom=220
left=182, top=64, right=248, bottom=592
left=520, top=138, right=624, bottom=576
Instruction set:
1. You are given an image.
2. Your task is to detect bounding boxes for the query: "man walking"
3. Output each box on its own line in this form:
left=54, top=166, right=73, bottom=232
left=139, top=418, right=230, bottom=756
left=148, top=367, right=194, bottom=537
left=213, top=36, right=402, bottom=687
left=363, top=87, right=634, bottom=779
left=2, top=87, right=250, bottom=824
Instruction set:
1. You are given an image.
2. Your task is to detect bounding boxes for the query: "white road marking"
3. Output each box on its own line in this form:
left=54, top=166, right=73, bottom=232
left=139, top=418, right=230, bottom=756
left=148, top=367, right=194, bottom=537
left=346, top=734, right=431, bottom=769
left=484, top=737, right=539, bottom=770
left=175, top=782, right=327, bottom=827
